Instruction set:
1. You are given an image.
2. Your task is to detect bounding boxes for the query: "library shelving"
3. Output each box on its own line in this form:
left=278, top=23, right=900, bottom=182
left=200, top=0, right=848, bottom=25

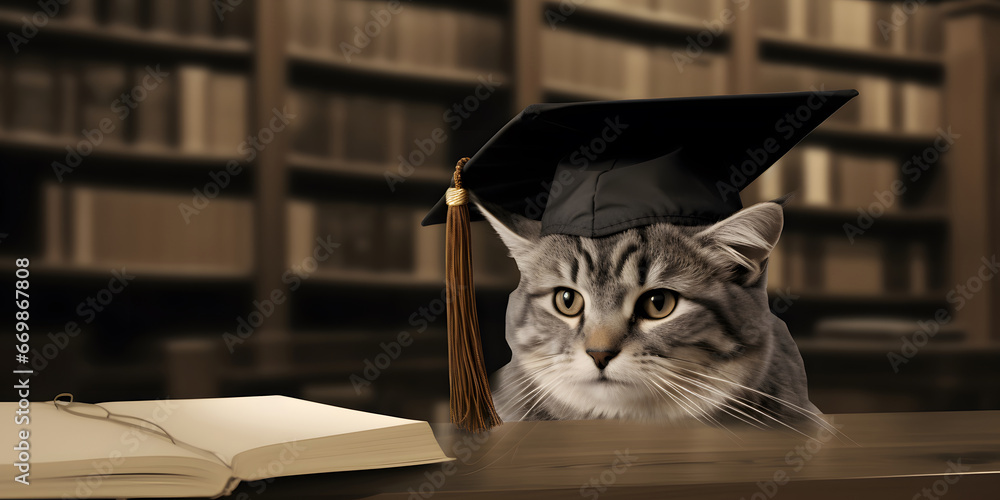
left=5, top=0, right=999, bottom=417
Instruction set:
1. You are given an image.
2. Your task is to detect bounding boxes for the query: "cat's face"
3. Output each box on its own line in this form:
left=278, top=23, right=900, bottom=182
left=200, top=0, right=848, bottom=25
left=481, top=200, right=786, bottom=422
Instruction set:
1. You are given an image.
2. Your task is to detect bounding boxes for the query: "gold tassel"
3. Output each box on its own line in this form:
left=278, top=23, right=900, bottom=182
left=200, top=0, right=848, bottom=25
left=446, top=157, right=501, bottom=433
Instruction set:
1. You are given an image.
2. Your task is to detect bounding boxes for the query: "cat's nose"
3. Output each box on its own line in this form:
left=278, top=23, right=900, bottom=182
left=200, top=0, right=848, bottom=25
left=586, top=350, right=619, bottom=370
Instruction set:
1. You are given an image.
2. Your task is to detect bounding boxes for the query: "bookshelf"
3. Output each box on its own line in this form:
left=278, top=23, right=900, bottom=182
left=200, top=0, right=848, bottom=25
left=0, top=9, right=254, bottom=59
left=757, top=31, right=944, bottom=77
left=5, top=0, right=998, bottom=418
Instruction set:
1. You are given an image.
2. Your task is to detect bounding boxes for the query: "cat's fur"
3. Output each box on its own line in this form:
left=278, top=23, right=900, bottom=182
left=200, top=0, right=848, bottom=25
left=478, top=199, right=818, bottom=426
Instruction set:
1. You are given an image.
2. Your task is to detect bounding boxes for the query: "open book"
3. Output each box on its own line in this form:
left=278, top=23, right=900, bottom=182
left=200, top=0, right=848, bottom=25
left=2, top=395, right=452, bottom=498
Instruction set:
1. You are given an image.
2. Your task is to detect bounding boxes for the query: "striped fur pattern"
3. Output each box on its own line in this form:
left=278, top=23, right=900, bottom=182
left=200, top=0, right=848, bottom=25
left=478, top=200, right=820, bottom=428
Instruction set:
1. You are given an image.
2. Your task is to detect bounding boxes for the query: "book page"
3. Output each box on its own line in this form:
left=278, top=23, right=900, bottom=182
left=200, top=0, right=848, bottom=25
left=100, top=396, right=426, bottom=464
left=0, top=401, right=216, bottom=478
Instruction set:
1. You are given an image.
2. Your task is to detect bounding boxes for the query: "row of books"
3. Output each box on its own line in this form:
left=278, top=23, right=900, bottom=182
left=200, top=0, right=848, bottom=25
left=742, top=147, right=903, bottom=211
left=287, top=200, right=515, bottom=282
left=2, top=57, right=249, bottom=155
left=287, top=88, right=450, bottom=168
left=39, top=185, right=521, bottom=281
left=287, top=0, right=505, bottom=72
left=757, top=0, right=943, bottom=54
left=0, top=0, right=254, bottom=40
left=813, top=317, right=963, bottom=342
left=542, top=28, right=728, bottom=99
left=758, top=62, right=943, bottom=135
left=42, top=183, right=254, bottom=271
left=768, top=236, right=930, bottom=295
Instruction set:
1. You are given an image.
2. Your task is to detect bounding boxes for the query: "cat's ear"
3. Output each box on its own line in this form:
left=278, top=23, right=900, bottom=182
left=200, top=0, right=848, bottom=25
left=473, top=199, right=540, bottom=258
left=695, top=201, right=783, bottom=283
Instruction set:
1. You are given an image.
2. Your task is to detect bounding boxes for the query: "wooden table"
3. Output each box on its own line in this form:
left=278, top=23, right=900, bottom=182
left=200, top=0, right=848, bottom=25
left=241, top=411, right=1000, bottom=499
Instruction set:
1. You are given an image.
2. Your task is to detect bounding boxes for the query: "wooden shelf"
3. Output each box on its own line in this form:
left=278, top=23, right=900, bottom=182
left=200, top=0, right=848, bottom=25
left=543, top=80, right=626, bottom=102
left=0, top=10, right=252, bottom=60
left=768, top=289, right=948, bottom=308
left=1, top=258, right=253, bottom=283
left=297, top=268, right=515, bottom=292
left=758, top=30, right=943, bottom=80
left=546, top=1, right=730, bottom=42
left=794, top=337, right=1000, bottom=355
left=807, top=122, right=942, bottom=152
left=223, top=357, right=448, bottom=382
left=782, top=206, right=949, bottom=234
left=287, top=154, right=451, bottom=184
left=288, top=47, right=508, bottom=90
left=0, top=131, right=242, bottom=167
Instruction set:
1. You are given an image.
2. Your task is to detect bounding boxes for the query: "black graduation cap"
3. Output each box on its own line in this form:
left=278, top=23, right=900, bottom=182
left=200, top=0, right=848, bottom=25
left=426, top=90, right=858, bottom=433
left=423, top=89, right=858, bottom=236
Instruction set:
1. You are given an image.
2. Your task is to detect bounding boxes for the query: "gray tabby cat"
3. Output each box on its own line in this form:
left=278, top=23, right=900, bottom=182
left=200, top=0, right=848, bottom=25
left=477, top=199, right=820, bottom=427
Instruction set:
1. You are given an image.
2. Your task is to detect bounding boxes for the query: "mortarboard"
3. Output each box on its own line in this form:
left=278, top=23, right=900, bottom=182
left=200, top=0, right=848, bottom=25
left=424, top=90, right=859, bottom=432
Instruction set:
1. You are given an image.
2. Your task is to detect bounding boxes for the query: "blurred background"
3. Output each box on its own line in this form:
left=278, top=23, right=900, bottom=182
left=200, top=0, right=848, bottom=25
left=1, top=0, right=998, bottom=422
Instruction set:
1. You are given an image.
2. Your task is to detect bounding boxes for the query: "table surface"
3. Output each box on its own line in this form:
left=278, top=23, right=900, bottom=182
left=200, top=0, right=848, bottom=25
left=242, top=410, right=1000, bottom=499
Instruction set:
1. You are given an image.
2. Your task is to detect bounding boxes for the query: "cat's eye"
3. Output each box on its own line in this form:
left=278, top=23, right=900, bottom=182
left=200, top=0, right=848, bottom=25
left=636, top=289, right=677, bottom=320
left=553, top=288, right=584, bottom=317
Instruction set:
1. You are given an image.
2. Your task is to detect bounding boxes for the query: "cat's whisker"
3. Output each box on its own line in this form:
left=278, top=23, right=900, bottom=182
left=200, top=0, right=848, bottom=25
left=649, top=357, right=823, bottom=440
left=645, top=377, right=715, bottom=429
left=658, top=370, right=772, bottom=430
left=499, top=358, right=560, bottom=395
left=659, top=372, right=769, bottom=432
left=512, top=365, right=566, bottom=420
left=664, top=369, right=823, bottom=442
left=505, top=365, right=561, bottom=411
left=641, top=377, right=696, bottom=421
left=652, top=354, right=751, bottom=386
left=647, top=357, right=773, bottom=424
left=638, top=378, right=692, bottom=424
left=519, top=375, right=563, bottom=421
left=670, top=366, right=830, bottom=425
left=652, top=374, right=747, bottom=444
left=670, top=366, right=853, bottom=444
left=654, top=356, right=829, bottom=427
left=651, top=374, right=733, bottom=431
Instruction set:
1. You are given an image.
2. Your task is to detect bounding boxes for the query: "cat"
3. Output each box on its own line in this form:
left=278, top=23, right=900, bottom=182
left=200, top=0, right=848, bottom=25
left=476, top=198, right=821, bottom=428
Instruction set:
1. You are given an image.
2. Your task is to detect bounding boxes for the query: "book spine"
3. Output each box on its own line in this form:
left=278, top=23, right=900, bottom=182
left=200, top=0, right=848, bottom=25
left=787, top=0, right=809, bottom=39
left=208, top=72, right=249, bottom=154
left=108, top=0, right=141, bottom=30
left=178, top=66, right=210, bottom=153
left=344, top=95, right=389, bottom=163
left=801, top=147, right=832, bottom=207
left=620, top=41, right=649, bottom=99
left=401, top=100, right=447, bottom=168
left=70, top=187, right=254, bottom=269
left=181, top=0, right=213, bottom=37
left=858, top=75, right=893, bottom=131
left=314, top=203, right=347, bottom=270
left=767, top=240, right=786, bottom=290
left=55, top=62, right=78, bottom=138
left=70, top=186, right=95, bottom=265
left=134, top=65, right=175, bottom=148
left=43, top=182, right=65, bottom=264
left=219, top=0, right=254, bottom=39
left=909, top=242, right=927, bottom=294
left=328, top=93, right=346, bottom=161
left=63, top=0, right=96, bottom=24
left=830, top=0, right=873, bottom=49
left=413, top=209, right=444, bottom=280
left=382, top=206, right=415, bottom=272
left=822, top=239, right=885, bottom=294
left=757, top=0, right=787, bottom=34
left=149, top=0, right=179, bottom=33
left=286, top=199, right=317, bottom=270
left=11, top=58, right=55, bottom=135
